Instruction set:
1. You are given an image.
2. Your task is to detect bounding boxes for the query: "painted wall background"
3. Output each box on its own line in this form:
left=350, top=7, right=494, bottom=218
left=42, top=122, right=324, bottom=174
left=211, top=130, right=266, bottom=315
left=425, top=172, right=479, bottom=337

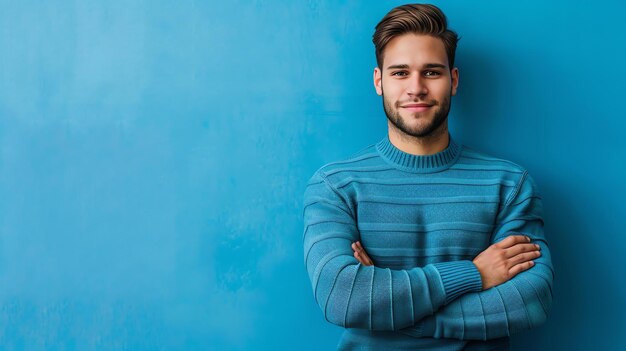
left=1, top=0, right=625, bottom=350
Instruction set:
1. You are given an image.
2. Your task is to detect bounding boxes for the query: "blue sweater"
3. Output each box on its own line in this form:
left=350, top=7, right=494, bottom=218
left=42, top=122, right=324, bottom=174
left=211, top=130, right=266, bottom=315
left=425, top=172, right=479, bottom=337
left=302, top=135, right=554, bottom=350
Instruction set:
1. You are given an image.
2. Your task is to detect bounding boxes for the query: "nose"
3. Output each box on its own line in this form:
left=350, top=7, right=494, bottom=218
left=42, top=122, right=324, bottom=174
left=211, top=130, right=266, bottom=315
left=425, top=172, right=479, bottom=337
left=407, top=75, right=428, bottom=97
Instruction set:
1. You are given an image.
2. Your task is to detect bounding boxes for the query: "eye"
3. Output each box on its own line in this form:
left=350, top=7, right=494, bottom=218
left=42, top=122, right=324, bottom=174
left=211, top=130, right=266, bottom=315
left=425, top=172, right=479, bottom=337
left=424, top=71, right=441, bottom=77
left=391, top=71, right=409, bottom=77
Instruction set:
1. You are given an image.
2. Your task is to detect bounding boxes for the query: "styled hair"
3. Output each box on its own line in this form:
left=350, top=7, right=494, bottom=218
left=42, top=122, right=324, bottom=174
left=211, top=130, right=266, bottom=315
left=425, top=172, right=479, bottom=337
left=373, top=4, right=459, bottom=69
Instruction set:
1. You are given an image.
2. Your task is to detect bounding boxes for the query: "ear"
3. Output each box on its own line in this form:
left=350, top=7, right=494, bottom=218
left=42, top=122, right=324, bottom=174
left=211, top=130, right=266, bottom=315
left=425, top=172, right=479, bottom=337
left=451, top=67, right=459, bottom=96
left=373, top=67, right=383, bottom=96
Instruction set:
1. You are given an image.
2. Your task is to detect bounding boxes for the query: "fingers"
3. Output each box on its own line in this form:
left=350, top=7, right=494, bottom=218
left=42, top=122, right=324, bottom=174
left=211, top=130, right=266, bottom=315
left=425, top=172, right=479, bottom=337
left=357, top=242, right=373, bottom=266
left=351, top=241, right=359, bottom=254
left=351, top=242, right=361, bottom=262
left=508, top=250, right=541, bottom=266
left=505, top=243, right=541, bottom=258
left=351, top=241, right=373, bottom=266
left=353, top=249, right=371, bottom=265
left=508, top=260, right=535, bottom=277
left=355, top=253, right=372, bottom=266
left=497, top=235, right=531, bottom=249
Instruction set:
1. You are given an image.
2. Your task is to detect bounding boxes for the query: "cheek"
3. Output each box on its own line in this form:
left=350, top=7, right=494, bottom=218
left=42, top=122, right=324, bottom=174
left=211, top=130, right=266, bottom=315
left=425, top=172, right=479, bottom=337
left=432, top=82, right=452, bottom=98
left=382, top=83, right=404, bottom=100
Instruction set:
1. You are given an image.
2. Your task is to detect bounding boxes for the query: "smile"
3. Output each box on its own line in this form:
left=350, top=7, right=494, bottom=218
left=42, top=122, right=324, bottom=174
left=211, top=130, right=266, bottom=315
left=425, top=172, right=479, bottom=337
left=401, top=104, right=433, bottom=112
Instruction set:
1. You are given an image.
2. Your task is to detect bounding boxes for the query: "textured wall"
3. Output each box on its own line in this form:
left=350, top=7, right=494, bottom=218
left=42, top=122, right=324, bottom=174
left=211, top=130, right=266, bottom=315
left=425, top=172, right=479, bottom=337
left=0, top=0, right=624, bottom=350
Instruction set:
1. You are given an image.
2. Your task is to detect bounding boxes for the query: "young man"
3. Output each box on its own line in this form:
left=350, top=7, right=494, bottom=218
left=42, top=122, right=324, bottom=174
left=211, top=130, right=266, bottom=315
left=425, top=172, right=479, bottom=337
left=302, top=4, right=553, bottom=350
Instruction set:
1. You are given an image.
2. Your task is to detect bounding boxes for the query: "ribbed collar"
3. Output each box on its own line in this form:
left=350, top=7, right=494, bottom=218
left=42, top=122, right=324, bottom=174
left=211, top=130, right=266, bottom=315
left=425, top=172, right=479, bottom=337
left=375, top=134, right=462, bottom=173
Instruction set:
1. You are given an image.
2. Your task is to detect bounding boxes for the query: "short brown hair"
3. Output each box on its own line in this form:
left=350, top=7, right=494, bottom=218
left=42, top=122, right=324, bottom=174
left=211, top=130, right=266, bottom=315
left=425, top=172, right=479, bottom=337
left=373, top=4, right=459, bottom=70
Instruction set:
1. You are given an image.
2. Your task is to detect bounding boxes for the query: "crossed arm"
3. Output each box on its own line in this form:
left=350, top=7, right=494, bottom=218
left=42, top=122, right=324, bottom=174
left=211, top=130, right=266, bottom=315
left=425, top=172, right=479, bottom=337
left=354, top=236, right=552, bottom=340
left=303, top=170, right=553, bottom=340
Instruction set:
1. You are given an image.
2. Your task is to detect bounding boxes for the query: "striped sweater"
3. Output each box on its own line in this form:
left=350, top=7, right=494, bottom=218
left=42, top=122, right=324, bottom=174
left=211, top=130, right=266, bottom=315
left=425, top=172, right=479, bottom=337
left=302, top=135, right=554, bottom=350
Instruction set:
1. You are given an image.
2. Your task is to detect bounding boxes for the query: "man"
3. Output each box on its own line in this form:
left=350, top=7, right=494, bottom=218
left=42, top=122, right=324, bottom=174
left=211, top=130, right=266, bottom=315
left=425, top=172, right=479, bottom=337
left=302, top=3, right=553, bottom=350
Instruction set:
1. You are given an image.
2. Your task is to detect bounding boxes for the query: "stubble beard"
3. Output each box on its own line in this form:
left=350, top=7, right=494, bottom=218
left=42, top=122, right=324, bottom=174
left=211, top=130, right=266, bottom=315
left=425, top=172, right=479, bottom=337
left=382, top=90, right=452, bottom=140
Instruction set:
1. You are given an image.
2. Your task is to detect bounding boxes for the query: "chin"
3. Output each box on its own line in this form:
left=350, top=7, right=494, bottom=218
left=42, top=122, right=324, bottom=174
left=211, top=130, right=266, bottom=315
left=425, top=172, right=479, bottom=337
left=405, top=120, right=434, bottom=131
left=404, top=112, right=433, bottom=121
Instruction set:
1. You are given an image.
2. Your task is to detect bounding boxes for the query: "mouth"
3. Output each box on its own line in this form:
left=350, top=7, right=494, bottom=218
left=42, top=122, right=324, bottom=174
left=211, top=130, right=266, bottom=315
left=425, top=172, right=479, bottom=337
left=400, top=103, right=434, bottom=112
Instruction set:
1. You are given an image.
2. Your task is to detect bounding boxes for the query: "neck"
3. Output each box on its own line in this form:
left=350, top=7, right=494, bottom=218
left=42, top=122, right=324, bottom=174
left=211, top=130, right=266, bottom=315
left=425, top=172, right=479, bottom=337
left=387, top=120, right=450, bottom=156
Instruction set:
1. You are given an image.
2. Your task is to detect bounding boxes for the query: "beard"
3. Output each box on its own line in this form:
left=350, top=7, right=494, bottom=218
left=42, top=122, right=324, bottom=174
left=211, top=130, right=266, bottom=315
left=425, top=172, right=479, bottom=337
left=383, top=90, right=452, bottom=139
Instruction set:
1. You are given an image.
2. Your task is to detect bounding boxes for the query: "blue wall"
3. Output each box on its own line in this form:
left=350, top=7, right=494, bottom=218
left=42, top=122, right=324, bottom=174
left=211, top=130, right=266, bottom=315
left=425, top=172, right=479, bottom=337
left=1, top=1, right=625, bottom=350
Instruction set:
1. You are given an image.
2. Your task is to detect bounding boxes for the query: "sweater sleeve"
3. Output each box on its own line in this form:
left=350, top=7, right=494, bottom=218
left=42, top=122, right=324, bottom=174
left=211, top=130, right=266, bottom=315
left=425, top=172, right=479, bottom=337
left=303, top=170, right=483, bottom=331
left=400, top=171, right=554, bottom=340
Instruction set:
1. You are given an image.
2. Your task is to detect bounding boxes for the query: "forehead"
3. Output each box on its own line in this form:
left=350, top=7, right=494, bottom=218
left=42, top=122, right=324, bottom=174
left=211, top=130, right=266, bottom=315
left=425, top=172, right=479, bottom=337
left=382, top=34, right=448, bottom=69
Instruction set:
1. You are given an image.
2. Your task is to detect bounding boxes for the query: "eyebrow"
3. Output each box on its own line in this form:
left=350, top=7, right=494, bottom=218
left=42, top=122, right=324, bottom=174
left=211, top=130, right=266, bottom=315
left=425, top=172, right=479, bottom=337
left=386, top=63, right=448, bottom=70
left=386, top=64, right=410, bottom=70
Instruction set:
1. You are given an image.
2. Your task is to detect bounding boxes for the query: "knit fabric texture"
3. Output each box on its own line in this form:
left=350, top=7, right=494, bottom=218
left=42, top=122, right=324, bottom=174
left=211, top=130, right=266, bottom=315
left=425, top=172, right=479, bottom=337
left=302, top=135, right=554, bottom=351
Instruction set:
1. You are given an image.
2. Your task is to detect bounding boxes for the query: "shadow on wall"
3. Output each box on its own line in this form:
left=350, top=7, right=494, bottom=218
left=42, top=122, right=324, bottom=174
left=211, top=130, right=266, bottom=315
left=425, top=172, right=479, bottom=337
left=513, top=172, right=626, bottom=349
left=448, top=42, right=626, bottom=348
left=449, top=43, right=506, bottom=147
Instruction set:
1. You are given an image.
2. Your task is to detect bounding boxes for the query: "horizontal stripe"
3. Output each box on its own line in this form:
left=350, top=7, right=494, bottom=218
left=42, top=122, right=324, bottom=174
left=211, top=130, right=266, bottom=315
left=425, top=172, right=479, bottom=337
left=511, top=195, right=543, bottom=206
left=335, top=176, right=516, bottom=189
left=303, top=196, right=353, bottom=216
left=359, top=195, right=500, bottom=205
left=358, top=221, right=493, bottom=233
left=459, top=154, right=520, bottom=168
left=306, top=217, right=356, bottom=229
left=324, top=164, right=396, bottom=176
left=367, top=246, right=480, bottom=257
left=451, top=163, right=525, bottom=173
left=373, top=255, right=475, bottom=263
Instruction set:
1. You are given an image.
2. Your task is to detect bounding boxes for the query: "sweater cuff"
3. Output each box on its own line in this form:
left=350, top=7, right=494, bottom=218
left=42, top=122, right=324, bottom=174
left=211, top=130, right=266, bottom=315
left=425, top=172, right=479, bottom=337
left=432, top=260, right=483, bottom=304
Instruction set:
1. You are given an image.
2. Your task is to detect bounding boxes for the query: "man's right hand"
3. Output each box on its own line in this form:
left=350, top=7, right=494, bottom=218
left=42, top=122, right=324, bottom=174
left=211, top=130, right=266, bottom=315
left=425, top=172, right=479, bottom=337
left=472, top=235, right=541, bottom=290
